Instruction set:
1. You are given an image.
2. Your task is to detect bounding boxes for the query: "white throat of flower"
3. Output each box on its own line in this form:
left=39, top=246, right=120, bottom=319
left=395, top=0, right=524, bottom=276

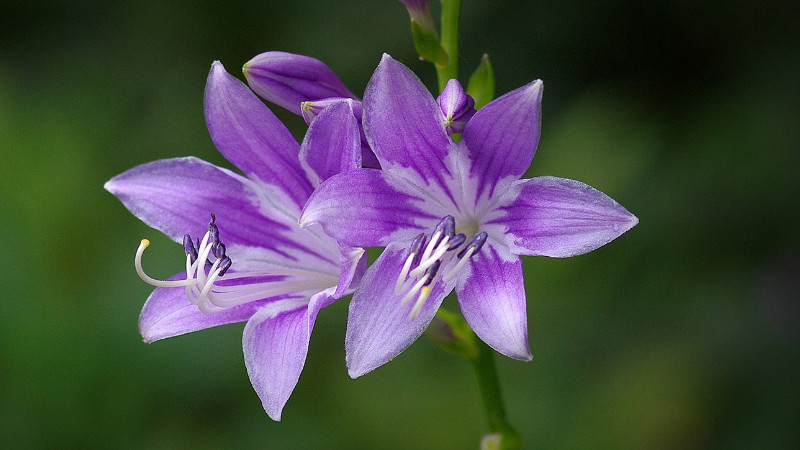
left=394, top=216, right=487, bottom=320
left=134, top=214, right=335, bottom=313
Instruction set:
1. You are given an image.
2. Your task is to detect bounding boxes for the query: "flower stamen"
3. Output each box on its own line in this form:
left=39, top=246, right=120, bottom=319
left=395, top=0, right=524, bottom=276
left=395, top=217, right=487, bottom=321
left=442, top=231, right=487, bottom=282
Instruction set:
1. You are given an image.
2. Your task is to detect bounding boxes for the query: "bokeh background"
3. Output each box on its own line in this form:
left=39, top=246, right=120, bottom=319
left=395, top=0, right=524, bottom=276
left=2, top=0, right=798, bottom=448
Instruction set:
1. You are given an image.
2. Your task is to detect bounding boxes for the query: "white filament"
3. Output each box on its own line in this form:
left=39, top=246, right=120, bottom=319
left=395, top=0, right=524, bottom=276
left=395, top=252, right=416, bottom=295
left=135, top=234, right=334, bottom=313
left=442, top=247, right=475, bottom=282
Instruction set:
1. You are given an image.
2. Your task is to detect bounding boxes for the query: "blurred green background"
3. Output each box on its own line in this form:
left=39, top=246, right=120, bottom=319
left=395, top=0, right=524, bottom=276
left=2, top=0, right=798, bottom=448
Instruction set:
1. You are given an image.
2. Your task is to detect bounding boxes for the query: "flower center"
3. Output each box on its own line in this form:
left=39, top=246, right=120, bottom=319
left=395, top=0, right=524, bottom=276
left=394, top=215, right=487, bottom=320
left=135, top=214, right=334, bottom=313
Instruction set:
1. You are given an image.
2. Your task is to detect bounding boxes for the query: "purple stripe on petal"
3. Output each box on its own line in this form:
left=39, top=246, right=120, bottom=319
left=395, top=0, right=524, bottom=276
left=244, top=51, right=358, bottom=116
left=243, top=299, right=314, bottom=421
left=299, top=99, right=361, bottom=185
left=363, top=54, right=451, bottom=188
left=206, top=61, right=313, bottom=209
left=138, top=281, right=282, bottom=343
left=455, top=245, right=531, bottom=361
left=345, top=242, right=454, bottom=378
left=300, top=168, right=437, bottom=247
left=463, top=79, right=543, bottom=200
left=491, top=176, right=638, bottom=257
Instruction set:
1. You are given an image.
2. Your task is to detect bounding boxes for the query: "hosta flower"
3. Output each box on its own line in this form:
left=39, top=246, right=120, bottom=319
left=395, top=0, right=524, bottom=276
left=244, top=51, right=472, bottom=168
left=104, top=61, right=365, bottom=420
left=301, top=54, right=638, bottom=377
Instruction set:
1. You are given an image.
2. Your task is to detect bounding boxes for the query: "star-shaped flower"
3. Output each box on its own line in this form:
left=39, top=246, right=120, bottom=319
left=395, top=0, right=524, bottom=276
left=105, top=61, right=365, bottom=419
left=301, top=54, right=638, bottom=377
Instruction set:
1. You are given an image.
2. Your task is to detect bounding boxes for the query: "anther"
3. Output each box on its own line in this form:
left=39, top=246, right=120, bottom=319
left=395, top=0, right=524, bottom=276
left=183, top=234, right=198, bottom=263
left=422, top=260, right=441, bottom=286
left=408, top=233, right=427, bottom=266
left=208, top=213, right=220, bottom=246
left=442, top=231, right=488, bottom=282
left=433, top=215, right=455, bottom=239
left=447, top=233, right=466, bottom=250
left=457, top=231, right=487, bottom=259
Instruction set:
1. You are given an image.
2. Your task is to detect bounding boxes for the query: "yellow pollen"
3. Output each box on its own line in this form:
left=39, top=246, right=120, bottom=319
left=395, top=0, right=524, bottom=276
left=140, top=238, right=150, bottom=248
left=421, top=286, right=431, bottom=295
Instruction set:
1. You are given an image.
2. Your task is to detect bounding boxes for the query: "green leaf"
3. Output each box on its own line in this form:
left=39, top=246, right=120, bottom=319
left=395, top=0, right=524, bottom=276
left=411, top=20, right=449, bottom=66
left=467, top=54, right=495, bottom=109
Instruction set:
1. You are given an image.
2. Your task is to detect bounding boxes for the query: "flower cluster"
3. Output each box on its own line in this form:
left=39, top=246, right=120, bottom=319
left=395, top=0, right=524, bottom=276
left=107, top=51, right=636, bottom=419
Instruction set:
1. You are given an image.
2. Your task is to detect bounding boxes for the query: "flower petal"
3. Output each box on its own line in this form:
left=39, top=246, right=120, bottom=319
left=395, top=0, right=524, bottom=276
left=206, top=61, right=313, bottom=209
left=138, top=280, right=277, bottom=343
left=105, top=157, right=293, bottom=247
left=243, top=296, right=320, bottom=421
left=243, top=51, right=357, bottom=116
left=301, top=98, right=380, bottom=169
left=345, top=242, right=454, bottom=378
left=462, top=79, right=543, bottom=199
left=300, top=169, right=437, bottom=247
left=490, top=176, right=638, bottom=257
left=299, top=99, right=361, bottom=186
left=362, top=54, right=451, bottom=188
left=105, top=157, right=337, bottom=268
left=334, top=244, right=367, bottom=299
left=455, top=245, right=531, bottom=361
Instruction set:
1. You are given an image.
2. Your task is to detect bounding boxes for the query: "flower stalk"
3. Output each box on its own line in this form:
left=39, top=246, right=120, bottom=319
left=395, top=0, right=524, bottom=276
left=470, top=339, right=522, bottom=449
left=427, top=307, right=521, bottom=449
left=436, top=0, right=461, bottom=92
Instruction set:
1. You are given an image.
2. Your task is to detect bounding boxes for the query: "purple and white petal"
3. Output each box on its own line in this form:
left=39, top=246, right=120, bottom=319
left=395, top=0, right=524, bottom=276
left=300, top=169, right=437, bottom=247
left=105, top=157, right=294, bottom=247
left=299, top=99, right=361, bottom=186
left=345, top=242, right=454, bottom=378
left=243, top=297, right=318, bottom=421
left=462, top=79, right=543, bottom=199
left=455, top=245, right=531, bottom=361
left=206, top=61, right=313, bottom=209
left=105, top=157, right=336, bottom=267
left=138, top=280, right=279, bottom=343
left=363, top=54, right=451, bottom=188
left=489, top=176, right=638, bottom=258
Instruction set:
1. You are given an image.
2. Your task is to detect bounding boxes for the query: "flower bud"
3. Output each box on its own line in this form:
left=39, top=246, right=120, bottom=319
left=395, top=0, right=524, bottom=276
left=437, top=79, right=476, bottom=134
left=243, top=51, right=357, bottom=115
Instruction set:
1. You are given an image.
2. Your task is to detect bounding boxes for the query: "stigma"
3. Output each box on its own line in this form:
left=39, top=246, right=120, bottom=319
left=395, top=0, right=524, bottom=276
left=394, top=216, right=487, bottom=320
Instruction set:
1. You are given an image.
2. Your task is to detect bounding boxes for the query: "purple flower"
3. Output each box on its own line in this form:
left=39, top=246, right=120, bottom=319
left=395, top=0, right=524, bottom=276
left=300, top=54, right=638, bottom=378
left=104, top=61, right=365, bottom=420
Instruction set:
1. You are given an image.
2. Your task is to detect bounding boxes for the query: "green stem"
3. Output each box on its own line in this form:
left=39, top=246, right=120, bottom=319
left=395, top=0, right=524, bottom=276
left=468, top=340, right=522, bottom=449
left=436, top=0, right=461, bottom=92
left=427, top=308, right=521, bottom=448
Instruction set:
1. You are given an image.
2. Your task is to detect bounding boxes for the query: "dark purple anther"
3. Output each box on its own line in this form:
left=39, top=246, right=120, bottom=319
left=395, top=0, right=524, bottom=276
left=214, top=242, right=226, bottom=259
left=457, top=231, right=488, bottom=259
left=208, top=213, right=220, bottom=246
left=183, top=234, right=198, bottom=263
left=408, top=233, right=427, bottom=266
left=447, top=233, right=466, bottom=250
left=433, top=216, right=455, bottom=240
left=218, top=257, right=232, bottom=276
left=423, top=260, right=441, bottom=286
